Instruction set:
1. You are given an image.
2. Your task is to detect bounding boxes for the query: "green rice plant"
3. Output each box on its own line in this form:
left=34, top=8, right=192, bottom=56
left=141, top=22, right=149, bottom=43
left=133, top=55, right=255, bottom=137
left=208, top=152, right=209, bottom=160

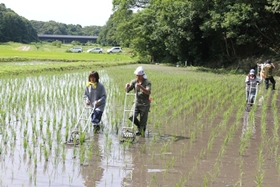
left=203, top=175, right=208, bottom=187
left=79, top=132, right=86, bottom=145
left=44, top=146, right=49, bottom=162
left=28, top=147, right=32, bottom=159
left=23, top=138, right=28, bottom=152
left=72, top=147, right=77, bottom=159
left=62, top=145, right=66, bottom=163
left=34, top=155, right=37, bottom=168
left=79, top=145, right=86, bottom=165
left=255, top=170, right=265, bottom=187
left=65, top=126, right=69, bottom=142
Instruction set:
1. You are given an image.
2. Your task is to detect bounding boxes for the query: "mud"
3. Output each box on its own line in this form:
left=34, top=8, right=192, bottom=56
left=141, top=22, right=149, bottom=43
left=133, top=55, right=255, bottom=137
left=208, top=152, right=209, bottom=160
left=0, top=65, right=279, bottom=187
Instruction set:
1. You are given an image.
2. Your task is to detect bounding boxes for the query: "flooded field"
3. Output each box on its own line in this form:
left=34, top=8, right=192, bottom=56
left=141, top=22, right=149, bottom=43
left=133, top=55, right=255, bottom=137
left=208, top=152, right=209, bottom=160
left=0, top=64, right=279, bottom=187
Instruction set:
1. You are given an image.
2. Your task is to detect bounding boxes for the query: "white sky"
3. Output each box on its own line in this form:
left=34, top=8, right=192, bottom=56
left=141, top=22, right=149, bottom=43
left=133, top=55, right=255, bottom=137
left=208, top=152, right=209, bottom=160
left=1, top=0, right=113, bottom=27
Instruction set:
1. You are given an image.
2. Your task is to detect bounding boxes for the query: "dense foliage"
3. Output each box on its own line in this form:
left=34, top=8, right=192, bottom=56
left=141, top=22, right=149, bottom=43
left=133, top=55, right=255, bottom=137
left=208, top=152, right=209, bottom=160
left=0, top=3, right=38, bottom=43
left=107, top=0, right=280, bottom=66
left=0, top=3, right=103, bottom=43
left=30, top=20, right=103, bottom=36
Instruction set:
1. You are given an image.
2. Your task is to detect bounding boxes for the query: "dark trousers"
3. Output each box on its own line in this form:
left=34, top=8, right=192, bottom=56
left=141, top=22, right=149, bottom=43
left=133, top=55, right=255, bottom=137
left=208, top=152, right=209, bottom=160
left=265, top=77, right=276, bottom=89
left=129, top=103, right=150, bottom=132
left=91, top=110, right=103, bottom=124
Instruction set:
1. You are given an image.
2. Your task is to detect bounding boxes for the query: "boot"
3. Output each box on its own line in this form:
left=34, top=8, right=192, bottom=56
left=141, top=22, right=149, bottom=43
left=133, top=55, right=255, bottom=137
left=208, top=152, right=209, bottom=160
left=136, top=127, right=146, bottom=137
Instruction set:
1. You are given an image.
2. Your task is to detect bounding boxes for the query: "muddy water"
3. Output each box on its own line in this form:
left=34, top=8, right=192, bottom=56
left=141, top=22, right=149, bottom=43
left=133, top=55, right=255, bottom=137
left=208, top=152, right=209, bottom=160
left=0, top=67, right=280, bottom=187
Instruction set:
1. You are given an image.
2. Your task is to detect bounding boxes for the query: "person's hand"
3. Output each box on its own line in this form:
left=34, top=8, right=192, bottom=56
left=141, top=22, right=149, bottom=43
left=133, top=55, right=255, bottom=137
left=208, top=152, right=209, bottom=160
left=95, top=101, right=100, bottom=106
left=136, top=83, right=142, bottom=88
left=125, top=83, right=130, bottom=88
left=86, top=100, right=90, bottom=105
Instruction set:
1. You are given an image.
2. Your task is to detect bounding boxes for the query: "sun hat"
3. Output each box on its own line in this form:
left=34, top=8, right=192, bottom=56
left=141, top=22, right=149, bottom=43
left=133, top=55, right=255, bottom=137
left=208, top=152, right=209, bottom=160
left=249, top=69, right=255, bottom=75
left=134, top=66, right=147, bottom=79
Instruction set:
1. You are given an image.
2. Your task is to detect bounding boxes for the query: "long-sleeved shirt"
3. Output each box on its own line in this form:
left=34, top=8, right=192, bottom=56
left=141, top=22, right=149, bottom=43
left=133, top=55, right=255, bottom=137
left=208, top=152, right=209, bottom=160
left=245, top=76, right=259, bottom=92
left=126, top=78, right=151, bottom=106
left=84, top=82, right=106, bottom=111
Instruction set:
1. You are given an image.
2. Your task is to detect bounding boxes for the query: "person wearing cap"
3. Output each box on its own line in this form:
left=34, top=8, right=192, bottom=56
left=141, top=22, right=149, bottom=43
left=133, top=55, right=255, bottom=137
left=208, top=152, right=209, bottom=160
left=263, top=59, right=276, bottom=90
left=245, top=69, right=260, bottom=104
left=84, top=71, right=107, bottom=132
left=125, top=66, right=151, bottom=136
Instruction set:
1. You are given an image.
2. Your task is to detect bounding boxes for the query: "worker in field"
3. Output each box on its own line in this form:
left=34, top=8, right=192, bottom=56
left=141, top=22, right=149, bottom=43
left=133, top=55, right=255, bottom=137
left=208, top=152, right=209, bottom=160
left=125, top=66, right=151, bottom=137
left=263, top=59, right=276, bottom=90
left=84, top=71, right=107, bottom=132
left=245, top=69, right=260, bottom=105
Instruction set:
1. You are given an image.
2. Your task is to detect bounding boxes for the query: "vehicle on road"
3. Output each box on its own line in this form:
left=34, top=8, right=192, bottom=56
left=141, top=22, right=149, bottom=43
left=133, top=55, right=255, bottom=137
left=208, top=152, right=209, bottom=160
left=107, top=47, right=122, bottom=53
left=87, top=47, right=103, bottom=53
left=69, top=47, right=83, bottom=53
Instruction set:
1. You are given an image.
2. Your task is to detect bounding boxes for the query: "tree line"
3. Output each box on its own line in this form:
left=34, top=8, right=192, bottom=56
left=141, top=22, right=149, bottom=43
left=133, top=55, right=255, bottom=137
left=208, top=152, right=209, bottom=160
left=0, top=3, right=103, bottom=43
left=0, top=3, right=38, bottom=43
left=1, top=1, right=280, bottom=68
left=100, top=0, right=280, bottom=67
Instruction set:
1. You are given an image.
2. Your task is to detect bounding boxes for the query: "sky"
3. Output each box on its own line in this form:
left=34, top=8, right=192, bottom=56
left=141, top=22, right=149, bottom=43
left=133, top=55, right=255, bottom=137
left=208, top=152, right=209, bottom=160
left=1, top=0, right=113, bottom=27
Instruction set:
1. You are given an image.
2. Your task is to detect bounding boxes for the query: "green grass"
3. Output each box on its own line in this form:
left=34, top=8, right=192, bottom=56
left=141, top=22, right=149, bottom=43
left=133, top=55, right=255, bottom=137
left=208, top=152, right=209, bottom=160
left=0, top=42, right=133, bottom=61
left=0, top=42, right=137, bottom=77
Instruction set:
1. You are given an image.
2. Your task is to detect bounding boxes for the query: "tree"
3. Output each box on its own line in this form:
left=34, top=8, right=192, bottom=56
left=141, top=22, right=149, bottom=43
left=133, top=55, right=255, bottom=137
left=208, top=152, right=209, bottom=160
left=110, top=0, right=280, bottom=67
left=0, top=3, right=38, bottom=43
left=98, top=14, right=120, bottom=46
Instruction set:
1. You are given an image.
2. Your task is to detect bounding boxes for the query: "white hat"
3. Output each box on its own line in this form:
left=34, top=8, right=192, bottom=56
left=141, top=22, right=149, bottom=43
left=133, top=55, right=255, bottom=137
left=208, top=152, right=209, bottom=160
left=249, top=69, right=255, bottom=75
left=134, top=66, right=147, bottom=79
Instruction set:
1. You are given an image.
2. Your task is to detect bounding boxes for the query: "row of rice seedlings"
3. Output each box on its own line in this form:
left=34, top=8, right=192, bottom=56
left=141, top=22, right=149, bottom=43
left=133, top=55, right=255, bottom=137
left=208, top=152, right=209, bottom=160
left=164, top=75, right=243, bottom=184
left=3, top=66, right=278, bottom=186
left=255, top=88, right=278, bottom=186
left=198, top=92, right=243, bottom=184
left=271, top=91, right=280, bottom=175
left=0, top=71, right=101, bottom=185
left=238, top=86, right=263, bottom=157
left=235, top=85, right=265, bottom=185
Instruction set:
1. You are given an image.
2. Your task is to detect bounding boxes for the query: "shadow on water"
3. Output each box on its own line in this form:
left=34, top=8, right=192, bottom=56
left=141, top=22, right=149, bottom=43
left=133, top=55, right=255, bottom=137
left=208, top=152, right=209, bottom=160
left=143, top=133, right=190, bottom=143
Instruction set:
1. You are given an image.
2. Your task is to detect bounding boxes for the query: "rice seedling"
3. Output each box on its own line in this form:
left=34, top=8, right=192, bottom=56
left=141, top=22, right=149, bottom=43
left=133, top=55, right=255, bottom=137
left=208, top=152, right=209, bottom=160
left=0, top=64, right=279, bottom=186
left=44, top=146, right=49, bottom=162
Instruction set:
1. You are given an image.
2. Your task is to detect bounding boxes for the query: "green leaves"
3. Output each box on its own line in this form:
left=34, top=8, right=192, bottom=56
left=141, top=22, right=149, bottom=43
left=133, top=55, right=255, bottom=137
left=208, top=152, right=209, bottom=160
left=108, top=0, right=280, bottom=66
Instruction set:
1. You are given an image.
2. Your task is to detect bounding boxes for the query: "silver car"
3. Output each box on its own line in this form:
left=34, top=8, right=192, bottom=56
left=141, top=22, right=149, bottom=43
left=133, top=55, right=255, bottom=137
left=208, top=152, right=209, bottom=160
left=107, top=47, right=122, bottom=53
left=69, top=47, right=83, bottom=53
left=87, top=47, right=103, bottom=53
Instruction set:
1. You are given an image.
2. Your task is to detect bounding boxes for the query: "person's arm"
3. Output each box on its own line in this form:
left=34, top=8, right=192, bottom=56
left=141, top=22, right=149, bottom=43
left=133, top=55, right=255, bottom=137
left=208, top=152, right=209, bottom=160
left=271, top=63, right=275, bottom=68
left=84, top=87, right=91, bottom=105
left=245, top=76, right=250, bottom=84
left=136, top=83, right=151, bottom=95
left=96, top=84, right=106, bottom=105
left=125, top=80, right=135, bottom=93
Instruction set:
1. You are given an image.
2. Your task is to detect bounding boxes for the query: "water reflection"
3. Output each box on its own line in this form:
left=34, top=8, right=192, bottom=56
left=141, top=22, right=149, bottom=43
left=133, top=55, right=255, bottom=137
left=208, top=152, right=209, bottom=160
left=80, top=71, right=135, bottom=187
left=0, top=70, right=136, bottom=186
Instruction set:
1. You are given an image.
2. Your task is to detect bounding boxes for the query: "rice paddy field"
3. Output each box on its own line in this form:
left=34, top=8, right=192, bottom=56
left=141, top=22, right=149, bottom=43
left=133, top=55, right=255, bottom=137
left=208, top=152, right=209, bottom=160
left=0, top=64, right=280, bottom=187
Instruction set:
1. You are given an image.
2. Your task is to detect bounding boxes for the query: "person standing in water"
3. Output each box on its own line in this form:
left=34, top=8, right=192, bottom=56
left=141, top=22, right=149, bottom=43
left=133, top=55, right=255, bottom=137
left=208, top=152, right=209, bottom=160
left=84, top=71, right=107, bottom=132
left=125, top=66, right=151, bottom=136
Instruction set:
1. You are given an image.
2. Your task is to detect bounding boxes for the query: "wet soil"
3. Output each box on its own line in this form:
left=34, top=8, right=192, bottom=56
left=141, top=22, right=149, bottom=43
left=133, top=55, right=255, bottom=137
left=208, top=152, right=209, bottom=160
left=0, top=65, right=279, bottom=187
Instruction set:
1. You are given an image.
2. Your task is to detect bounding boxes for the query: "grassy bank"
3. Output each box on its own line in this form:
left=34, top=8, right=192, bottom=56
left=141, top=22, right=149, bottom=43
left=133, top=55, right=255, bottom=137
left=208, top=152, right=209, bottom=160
left=0, top=61, right=137, bottom=77
left=0, top=42, right=137, bottom=77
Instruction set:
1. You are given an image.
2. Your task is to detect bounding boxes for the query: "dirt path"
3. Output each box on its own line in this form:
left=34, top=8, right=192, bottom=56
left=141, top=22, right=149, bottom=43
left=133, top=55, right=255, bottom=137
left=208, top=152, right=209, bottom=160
left=17, top=46, right=30, bottom=51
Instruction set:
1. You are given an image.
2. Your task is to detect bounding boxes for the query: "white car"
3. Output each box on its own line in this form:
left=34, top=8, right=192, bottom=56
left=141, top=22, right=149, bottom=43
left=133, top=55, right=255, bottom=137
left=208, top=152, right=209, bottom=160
left=107, top=47, right=122, bottom=53
left=87, top=47, right=103, bottom=53
left=69, top=47, right=83, bottom=53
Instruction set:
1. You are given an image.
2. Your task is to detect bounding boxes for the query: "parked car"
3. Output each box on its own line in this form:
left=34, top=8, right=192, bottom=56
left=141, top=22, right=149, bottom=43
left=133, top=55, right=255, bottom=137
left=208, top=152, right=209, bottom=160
left=87, top=47, right=103, bottom=53
left=107, top=47, right=122, bottom=53
left=69, top=47, right=83, bottom=53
